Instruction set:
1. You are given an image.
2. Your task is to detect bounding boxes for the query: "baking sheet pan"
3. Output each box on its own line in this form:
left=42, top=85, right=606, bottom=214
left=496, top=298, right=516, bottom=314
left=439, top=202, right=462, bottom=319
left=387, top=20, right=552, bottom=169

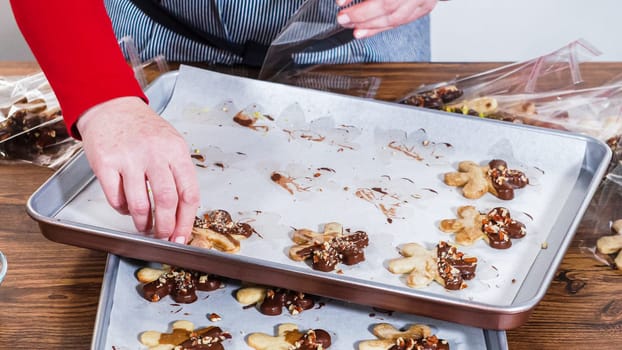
left=92, top=254, right=508, bottom=350
left=27, top=66, right=612, bottom=329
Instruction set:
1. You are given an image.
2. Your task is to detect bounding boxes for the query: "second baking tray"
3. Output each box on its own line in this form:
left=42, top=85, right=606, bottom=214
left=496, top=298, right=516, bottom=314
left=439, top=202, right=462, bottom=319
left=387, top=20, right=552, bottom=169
left=93, top=254, right=508, bottom=349
left=27, top=66, right=612, bottom=330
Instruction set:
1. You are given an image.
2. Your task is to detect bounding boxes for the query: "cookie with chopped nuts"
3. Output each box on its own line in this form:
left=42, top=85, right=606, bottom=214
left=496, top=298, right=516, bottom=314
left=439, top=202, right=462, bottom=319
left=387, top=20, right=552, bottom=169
left=139, top=320, right=231, bottom=350
left=136, top=265, right=222, bottom=303
left=289, top=222, right=369, bottom=272
left=247, top=323, right=331, bottom=350
left=440, top=206, right=526, bottom=249
left=358, top=323, right=449, bottom=350
left=439, top=206, right=486, bottom=245
left=189, top=209, right=256, bottom=253
left=388, top=241, right=477, bottom=290
left=482, top=207, right=526, bottom=249
left=235, top=286, right=316, bottom=316
left=444, top=159, right=528, bottom=200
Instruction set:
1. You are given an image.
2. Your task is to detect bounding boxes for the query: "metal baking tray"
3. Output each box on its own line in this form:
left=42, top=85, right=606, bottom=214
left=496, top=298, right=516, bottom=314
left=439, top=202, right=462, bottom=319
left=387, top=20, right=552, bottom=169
left=92, top=254, right=508, bottom=350
left=27, top=66, right=612, bottom=330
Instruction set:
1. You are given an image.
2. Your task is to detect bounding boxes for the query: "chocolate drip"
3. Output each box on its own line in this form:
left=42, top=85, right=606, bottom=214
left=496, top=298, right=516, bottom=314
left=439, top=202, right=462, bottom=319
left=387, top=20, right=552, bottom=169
left=487, top=159, right=529, bottom=200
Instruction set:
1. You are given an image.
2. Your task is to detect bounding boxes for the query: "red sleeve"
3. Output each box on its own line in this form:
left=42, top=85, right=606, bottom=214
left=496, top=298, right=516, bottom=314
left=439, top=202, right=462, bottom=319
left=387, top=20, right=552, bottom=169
left=10, top=0, right=148, bottom=139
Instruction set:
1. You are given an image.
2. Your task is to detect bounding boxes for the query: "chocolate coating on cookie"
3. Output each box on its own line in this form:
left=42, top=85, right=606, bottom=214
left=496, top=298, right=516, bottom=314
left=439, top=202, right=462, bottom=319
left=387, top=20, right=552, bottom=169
left=259, top=289, right=315, bottom=316
left=295, top=231, right=369, bottom=272
left=436, top=241, right=477, bottom=290
left=483, top=207, right=526, bottom=249
left=174, top=326, right=231, bottom=350
left=388, top=335, right=450, bottom=350
left=293, top=329, right=331, bottom=350
left=142, top=268, right=222, bottom=303
left=194, top=209, right=255, bottom=238
left=488, top=159, right=528, bottom=200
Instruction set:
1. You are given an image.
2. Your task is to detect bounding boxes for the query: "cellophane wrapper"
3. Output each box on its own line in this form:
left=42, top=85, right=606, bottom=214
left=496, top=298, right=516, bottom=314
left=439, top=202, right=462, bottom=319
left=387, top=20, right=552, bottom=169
left=259, top=0, right=381, bottom=99
left=0, top=72, right=80, bottom=169
left=0, top=38, right=170, bottom=169
left=577, top=160, right=622, bottom=269
left=398, top=39, right=622, bottom=159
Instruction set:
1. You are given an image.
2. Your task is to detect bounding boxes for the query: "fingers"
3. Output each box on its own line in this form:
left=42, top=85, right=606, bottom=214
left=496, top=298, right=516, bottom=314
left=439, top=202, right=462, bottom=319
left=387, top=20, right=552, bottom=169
left=337, top=0, right=437, bottom=37
left=145, top=153, right=200, bottom=242
left=145, top=163, right=179, bottom=238
left=97, top=167, right=129, bottom=215
left=121, top=167, right=153, bottom=233
left=99, top=156, right=199, bottom=242
left=169, top=158, right=201, bottom=244
left=338, top=0, right=402, bottom=26
left=78, top=96, right=200, bottom=243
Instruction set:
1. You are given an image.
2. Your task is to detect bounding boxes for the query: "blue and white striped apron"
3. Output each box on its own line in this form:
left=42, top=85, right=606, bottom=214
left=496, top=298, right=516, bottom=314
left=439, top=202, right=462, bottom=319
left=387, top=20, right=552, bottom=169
left=104, top=0, right=431, bottom=65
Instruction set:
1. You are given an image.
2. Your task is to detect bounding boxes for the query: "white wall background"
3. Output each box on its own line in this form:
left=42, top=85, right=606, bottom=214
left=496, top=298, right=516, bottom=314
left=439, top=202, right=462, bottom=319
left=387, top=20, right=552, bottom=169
left=430, top=0, right=622, bottom=62
left=1, top=0, right=621, bottom=62
left=0, top=0, right=34, bottom=61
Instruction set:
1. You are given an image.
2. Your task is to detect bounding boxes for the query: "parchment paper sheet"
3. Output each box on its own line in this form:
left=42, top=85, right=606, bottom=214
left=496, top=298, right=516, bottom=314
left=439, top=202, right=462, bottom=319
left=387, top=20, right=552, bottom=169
left=58, top=65, right=587, bottom=307
left=103, top=258, right=489, bottom=349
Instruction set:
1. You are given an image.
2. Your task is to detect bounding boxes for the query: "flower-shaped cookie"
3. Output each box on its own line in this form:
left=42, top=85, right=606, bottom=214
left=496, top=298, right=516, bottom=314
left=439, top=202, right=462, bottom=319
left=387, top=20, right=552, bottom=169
left=235, top=286, right=316, bottom=316
left=136, top=265, right=223, bottom=303
left=388, top=241, right=477, bottom=290
left=444, top=159, right=528, bottom=200
left=289, top=222, right=369, bottom=272
left=189, top=209, right=256, bottom=253
left=140, top=320, right=231, bottom=350
left=439, top=206, right=486, bottom=245
left=440, top=206, right=526, bottom=249
left=247, top=323, right=331, bottom=350
left=358, top=323, right=449, bottom=350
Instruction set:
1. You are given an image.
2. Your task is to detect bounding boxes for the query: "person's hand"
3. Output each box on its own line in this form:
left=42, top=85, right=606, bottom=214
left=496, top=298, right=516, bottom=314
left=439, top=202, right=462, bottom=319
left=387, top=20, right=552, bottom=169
left=336, top=0, right=439, bottom=38
left=76, top=96, right=200, bottom=244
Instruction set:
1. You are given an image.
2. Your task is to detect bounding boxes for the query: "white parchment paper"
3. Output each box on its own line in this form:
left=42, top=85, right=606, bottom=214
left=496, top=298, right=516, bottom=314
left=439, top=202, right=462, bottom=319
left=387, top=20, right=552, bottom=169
left=103, top=258, right=490, bottom=349
left=58, top=65, right=588, bottom=308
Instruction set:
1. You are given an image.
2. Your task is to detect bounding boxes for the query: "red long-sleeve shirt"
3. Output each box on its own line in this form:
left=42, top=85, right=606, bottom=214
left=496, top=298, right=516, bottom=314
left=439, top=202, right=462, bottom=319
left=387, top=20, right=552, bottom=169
left=10, top=0, right=146, bottom=139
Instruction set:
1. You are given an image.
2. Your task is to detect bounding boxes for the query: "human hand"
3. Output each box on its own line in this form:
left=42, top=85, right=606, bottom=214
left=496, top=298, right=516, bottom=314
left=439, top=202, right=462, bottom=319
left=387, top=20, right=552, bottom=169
left=76, top=96, right=200, bottom=244
left=336, top=0, right=439, bottom=38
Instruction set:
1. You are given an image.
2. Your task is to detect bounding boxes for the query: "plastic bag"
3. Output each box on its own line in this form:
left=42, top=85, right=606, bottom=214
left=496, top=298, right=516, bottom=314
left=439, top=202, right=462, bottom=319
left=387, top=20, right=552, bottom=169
left=0, top=72, right=80, bottom=169
left=577, top=161, right=622, bottom=269
left=0, top=37, right=170, bottom=169
left=399, top=39, right=602, bottom=107
left=258, top=0, right=380, bottom=98
left=119, top=35, right=169, bottom=88
left=259, top=0, right=349, bottom=80
left=274, top=70, right=381, bottom=99
left=477, top=82, right=622, bottom=144
left=397, top=39, right=622, bottom=151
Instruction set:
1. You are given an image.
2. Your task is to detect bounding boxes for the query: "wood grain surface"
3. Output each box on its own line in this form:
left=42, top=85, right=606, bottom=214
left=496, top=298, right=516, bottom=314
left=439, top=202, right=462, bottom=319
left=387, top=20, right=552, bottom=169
left=0, top=61, right=621, bottom=349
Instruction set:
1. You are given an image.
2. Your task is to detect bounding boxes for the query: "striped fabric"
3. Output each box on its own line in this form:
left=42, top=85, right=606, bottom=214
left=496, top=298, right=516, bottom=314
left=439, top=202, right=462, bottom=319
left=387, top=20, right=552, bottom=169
left=104, top=0, right=430, bottom=65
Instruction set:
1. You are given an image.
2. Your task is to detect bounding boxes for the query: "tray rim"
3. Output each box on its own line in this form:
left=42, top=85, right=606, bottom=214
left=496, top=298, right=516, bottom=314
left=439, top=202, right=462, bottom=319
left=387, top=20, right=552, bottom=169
left=27, top=68, right=613, bottom=330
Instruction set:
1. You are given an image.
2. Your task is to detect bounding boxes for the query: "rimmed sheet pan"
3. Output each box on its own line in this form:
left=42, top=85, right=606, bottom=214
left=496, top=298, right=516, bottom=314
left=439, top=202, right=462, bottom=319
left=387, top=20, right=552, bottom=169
left=27, top=66, right=612, bottom=329
left=92, top=254, right=508, bottom=350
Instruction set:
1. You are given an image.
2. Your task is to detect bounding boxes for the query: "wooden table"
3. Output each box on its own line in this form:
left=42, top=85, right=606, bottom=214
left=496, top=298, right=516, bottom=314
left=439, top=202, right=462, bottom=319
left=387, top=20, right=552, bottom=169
left=1, top=61, right=621, bottom=349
